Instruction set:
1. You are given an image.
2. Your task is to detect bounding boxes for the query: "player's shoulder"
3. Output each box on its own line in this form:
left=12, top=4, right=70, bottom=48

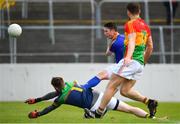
left=125, top=19, right=137, bottom=29
left=139, top=18, right=150, bottom=27
left=125, top=20, right=133, bottom=26
left=119, top=34, right=125, bottom=38
left=118, top=34, right=125, bottom=40
left=65, top=81, right=75, bottom=87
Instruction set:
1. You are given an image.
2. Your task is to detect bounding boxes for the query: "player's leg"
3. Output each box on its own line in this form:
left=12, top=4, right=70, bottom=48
left=120, top=79, right=158, bottom=118
left=117, top=60, right=158, bottom=118
left=120, top=80, right=147, bottom=102
left=84, top=91, right=104, bottom=118
left=82, top=64, right=115, bottom=89
left=97, top=64, right=117, bottom=80
left=116, top=101, right=148, bottom=118
left=94, top=74, right=126, bottom=117
left=85, top=93, right=149, bottom=119
left=96, top=70, right=110, bottom=80
left=105, top=96, right=149, bottom=118
left=84, top=74, right=122, bottom=118
left=84, top=62, right=126, bottom=118
left=82, top=70, right=109, bottom=89
left=84, top=87, right=118, bottom=118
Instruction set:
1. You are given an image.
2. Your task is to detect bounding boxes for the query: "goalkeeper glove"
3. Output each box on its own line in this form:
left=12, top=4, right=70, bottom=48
left=25, top=98, right=36, bottom=104
left=28, top=110, right=38, bottom=119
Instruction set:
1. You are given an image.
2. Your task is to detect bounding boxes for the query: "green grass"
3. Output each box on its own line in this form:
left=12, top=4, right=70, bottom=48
left=0, top=102, right=180, bottom=123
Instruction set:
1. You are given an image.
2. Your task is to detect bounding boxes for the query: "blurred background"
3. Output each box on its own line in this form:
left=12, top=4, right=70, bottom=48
left=0, top=0, right=180, bottom=102
left=0, top=0, right=180, bottom=64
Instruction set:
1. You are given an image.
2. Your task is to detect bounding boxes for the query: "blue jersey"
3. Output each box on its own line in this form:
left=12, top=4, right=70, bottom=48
left=109, top=34, right=125, bottom=63
left=66, top=85, right=93, bottom=109
left=55, top=82, right=93, bottom=109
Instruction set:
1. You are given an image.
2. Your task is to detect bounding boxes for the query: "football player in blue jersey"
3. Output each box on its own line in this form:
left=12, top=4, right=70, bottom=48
left=83, top=22, right=125, bottom=89
left=104, top=22, right=124, bottom=63
left=25, top=77, right=149, bottom=119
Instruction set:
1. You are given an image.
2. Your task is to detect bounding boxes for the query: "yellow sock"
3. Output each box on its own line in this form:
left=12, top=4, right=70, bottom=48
left=144, top=97, right=149, bottom=105
left=145, top=114, right=150, bottom=118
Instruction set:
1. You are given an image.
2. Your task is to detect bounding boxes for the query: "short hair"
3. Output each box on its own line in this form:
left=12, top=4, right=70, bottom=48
left=51, top=77, right=64, bottom=90
left=104, top=22, right=117, bottom=31
left=127, top=3, right=140, bottom=15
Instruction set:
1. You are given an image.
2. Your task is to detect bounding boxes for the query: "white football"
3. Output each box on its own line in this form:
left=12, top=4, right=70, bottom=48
left=8, top=23, right=22, bottom=37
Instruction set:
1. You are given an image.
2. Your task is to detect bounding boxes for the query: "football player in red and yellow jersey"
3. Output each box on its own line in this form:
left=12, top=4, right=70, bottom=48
left=86, top=2, right=158, bottom=119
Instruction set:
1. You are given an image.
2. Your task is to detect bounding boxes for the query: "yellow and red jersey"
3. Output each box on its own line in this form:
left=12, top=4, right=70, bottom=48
left=124, top=18, right=151, bottom=64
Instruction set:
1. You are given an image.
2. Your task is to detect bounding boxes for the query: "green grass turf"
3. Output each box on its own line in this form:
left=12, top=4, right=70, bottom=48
left=0, top=102, right=180, bottom=123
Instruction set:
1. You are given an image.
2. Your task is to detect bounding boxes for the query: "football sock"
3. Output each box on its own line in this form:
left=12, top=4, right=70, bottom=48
left=82, top=76, right=101, bottom=89
left=145, top=114, right=150, bottom=118
left=143, top=97, right=149, bottom=105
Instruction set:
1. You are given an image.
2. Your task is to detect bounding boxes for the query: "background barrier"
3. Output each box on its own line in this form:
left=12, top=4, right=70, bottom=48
left=0, top=63, right=179, bottom=102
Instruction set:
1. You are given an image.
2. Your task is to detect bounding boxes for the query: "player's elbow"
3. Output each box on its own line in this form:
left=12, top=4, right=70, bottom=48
left=146, top=44, right=153, bottom=53
left=149, top=44, right=153, bottom=51
left=105, top=51, right=112, bottom=56
left=146, top=38, right=153, bottom=52
left=149, top=46, right=153, bottom=54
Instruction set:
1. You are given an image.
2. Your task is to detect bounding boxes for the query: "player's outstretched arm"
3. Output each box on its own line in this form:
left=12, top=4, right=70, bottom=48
left=40, top=91, right=59, bottom=100
left=28, top=103, right=60, bottom=119
left=25, top=98, right=36, bottom=104
left=25, top=91, right=59, bottom=104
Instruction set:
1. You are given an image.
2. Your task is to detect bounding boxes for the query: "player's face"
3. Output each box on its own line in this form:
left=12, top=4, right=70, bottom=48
left=103, top=27, right=114, bottom=39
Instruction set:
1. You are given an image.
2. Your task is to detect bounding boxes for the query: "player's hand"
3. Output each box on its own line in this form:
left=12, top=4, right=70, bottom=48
left=123, top=57, right=132, bottom=67
left=28, top=110, right=38, bottom=119
left=25, top=98, right=36, bottom=104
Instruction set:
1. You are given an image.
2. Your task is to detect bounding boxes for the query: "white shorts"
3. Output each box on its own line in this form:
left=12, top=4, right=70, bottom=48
left=90, top=92, right=119, bottom=111
left=112, top=59, right=144, bottom=80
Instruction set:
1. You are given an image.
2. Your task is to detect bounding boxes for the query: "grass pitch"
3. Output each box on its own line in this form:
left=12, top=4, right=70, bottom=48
left=0, top=102, right=180, bottom=123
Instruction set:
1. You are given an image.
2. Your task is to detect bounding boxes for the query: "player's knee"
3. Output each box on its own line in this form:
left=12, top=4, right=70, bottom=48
left=120, top=88, right=128, bottom=97
left=97, top=71, right=109, bottom=80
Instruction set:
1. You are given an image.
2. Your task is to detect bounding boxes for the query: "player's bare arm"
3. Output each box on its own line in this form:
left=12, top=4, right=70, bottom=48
left=105, top=44, right=113, bottom=56
left=124, top=33, right=136, bottom=65
left=144, top=36, right=153, bottom=64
